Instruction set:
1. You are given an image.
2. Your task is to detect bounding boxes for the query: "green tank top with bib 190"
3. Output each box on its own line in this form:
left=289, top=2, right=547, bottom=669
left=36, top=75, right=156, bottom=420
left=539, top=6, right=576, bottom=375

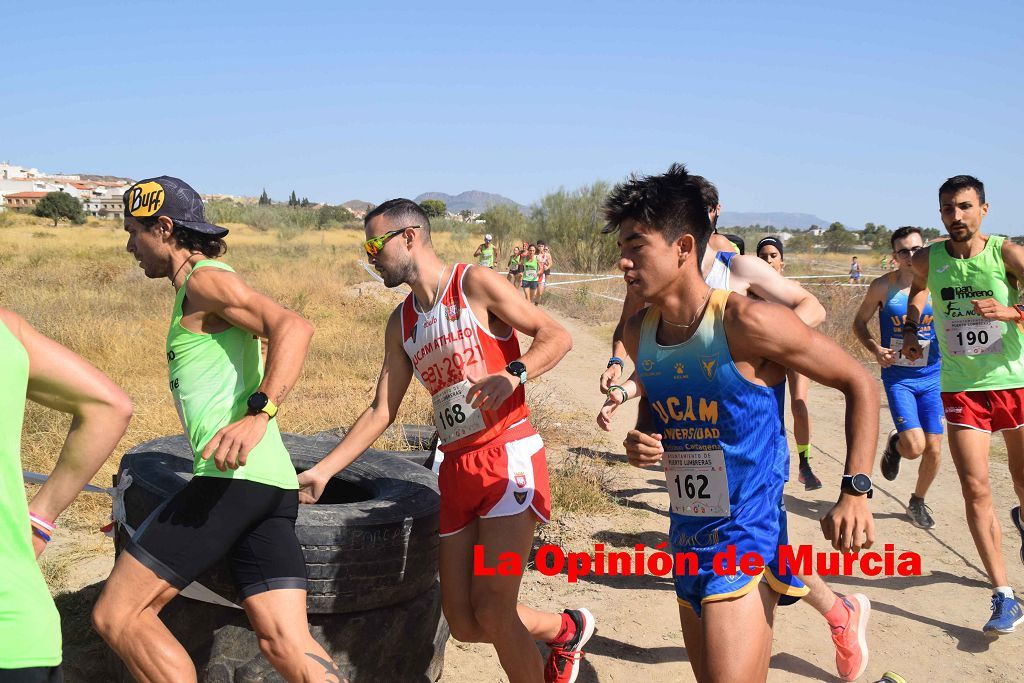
left=0, top=320, right=62, bottom=668
left=168, top=260, right=297, bottom=489
left=927, top=235, right=1024, bottom=392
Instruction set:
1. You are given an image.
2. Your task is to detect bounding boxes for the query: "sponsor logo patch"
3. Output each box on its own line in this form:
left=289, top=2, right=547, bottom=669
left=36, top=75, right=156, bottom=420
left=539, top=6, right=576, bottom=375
left=127, top=181, right=165, bottom=217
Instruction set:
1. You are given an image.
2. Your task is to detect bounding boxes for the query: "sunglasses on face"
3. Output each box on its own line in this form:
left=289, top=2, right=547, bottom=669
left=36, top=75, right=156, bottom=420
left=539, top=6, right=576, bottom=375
left=364, top=226, right=421, bottom=257
left=895, top=246, right=922, bottom=258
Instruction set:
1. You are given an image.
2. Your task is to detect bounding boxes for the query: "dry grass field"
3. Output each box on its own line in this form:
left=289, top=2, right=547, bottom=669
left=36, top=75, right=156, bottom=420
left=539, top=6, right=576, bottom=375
left=2, top=211, right=890, bottom=589
left=2, top=214, right=455, bottom=534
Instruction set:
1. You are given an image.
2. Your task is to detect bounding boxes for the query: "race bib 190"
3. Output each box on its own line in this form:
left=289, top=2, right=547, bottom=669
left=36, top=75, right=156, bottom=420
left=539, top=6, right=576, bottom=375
left=664, top=449, right=730, bottom=517
left=942, top=317, right=1003, bottom=357
left=432, top=379, right=487, bottom=443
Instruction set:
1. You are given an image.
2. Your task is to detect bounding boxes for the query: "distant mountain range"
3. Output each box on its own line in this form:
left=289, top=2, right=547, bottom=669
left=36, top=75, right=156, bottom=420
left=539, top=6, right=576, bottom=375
left=718, top=211, right=832, bottom=231
left=414, top=191, right=522, bottom=214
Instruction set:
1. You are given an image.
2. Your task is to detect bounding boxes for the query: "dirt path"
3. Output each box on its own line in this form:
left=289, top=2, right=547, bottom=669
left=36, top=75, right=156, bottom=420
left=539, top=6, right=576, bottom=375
left=443, top=309, right=1024, bottom=682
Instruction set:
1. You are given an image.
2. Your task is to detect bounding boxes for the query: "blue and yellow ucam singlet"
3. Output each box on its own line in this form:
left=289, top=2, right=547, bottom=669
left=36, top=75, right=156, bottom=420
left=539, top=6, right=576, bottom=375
left=637, top=289, right=807, bottom=613
left=879, top=282, right=940, bottom=383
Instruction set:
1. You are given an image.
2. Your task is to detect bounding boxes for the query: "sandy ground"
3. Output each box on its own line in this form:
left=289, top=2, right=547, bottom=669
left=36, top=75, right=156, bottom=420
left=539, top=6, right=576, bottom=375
left=50, top=307, right=1024, bottom=682
left=441, top=310, right=1024, bottom=682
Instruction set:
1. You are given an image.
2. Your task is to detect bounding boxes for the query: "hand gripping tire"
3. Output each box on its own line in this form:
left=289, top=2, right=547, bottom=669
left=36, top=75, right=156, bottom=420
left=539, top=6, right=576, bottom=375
left=115, top=433, right=440, bottom=614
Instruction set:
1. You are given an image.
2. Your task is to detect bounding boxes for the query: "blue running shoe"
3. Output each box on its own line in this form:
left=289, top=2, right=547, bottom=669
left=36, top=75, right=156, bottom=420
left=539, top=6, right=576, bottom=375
left=1011, top=506, right=1024, bottom=565
left=983, top=593, right=1024, bottom=635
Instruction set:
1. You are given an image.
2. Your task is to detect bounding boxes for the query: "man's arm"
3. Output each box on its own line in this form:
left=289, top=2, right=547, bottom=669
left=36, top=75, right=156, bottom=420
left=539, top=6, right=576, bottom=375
left=2, top=309, right=133, bottom=558
left=730, top=255, right=826, bottom=327
left=851, top=276, right=895, bottom=367
left=901, top=247, right=932, bottom=361
left=462, top=267, right=572, bottom=409
left=297, top=307, right=414, bottom=503
left=727, top=297, right=878, bottom=551
left=184, top=268, right=315, bottom=469
left=601, top=286, right=646, bottom=392
left=618, top=308, right=665, bottom=468
left=473, top=244, right=483, bottom=257
left=972, top=239, right=1024, bottom=322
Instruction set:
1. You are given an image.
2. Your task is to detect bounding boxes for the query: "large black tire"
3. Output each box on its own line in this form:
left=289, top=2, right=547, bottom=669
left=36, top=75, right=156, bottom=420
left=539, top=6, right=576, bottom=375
left=313, top=424, right=439, bottom=469
left=116, top=433, right=439, bottom=614
left=104, top=582, right=448, bottom=682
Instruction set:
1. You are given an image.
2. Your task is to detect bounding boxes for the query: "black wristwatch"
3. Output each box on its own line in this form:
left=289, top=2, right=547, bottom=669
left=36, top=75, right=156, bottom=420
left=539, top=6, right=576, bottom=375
left=247, top=391, right=278, bottom=418
left=505, top=360, right=528, bottom=385
left=841, top=474, right=873, bottom=498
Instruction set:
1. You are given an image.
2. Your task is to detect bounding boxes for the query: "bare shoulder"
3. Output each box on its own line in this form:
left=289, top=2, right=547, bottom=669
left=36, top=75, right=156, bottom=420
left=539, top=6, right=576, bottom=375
left=0, top=306, right=26, bottom=340
left=723, top=292, right=792, bottom=336
left=183, top=264, right=245, bottom=301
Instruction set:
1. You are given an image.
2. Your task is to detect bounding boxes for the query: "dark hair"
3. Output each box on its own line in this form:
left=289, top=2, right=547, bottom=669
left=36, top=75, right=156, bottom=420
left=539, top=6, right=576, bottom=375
left=364, top=198, right=432, bottom=244
left=603, top=163, right=712, bottom=260
left=756, top=236, right=784, bottom=261
left=140, top=217, right=226, bottom=258
left=689, top=175, right=719, bottom=212
left=939, top=175, right=985, bottom=204
left=890, top=226, right=923, bottom=250
left=536, top=239, right=546, bottom=246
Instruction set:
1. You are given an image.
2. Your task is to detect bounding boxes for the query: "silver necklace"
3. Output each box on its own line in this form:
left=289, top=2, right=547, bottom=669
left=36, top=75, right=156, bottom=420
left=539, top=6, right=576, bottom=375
left=661, top=288, right=712, bottom=328
left=419, top=266, right=447, bottom=311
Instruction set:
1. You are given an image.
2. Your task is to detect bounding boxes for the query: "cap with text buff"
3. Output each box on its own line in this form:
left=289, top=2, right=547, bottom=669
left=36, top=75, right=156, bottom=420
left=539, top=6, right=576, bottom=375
left=123, top=176, right=229, bottom=237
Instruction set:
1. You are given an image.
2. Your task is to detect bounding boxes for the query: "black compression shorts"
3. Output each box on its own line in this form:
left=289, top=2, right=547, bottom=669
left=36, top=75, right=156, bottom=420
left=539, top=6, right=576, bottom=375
left=126, top=477, right=306, bottom=600
left=0, top=667, right=62, bottom=683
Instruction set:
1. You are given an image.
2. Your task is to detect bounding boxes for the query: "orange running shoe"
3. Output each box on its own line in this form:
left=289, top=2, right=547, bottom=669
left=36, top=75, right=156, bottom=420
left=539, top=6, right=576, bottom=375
left=832, top=593, right=871, bottom=681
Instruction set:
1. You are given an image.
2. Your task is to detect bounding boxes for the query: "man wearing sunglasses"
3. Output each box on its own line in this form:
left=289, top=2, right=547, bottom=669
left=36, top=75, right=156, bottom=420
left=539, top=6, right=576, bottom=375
left=853, top=226, right=943, bottom=531
left=298, top=199, right=593, bottom=683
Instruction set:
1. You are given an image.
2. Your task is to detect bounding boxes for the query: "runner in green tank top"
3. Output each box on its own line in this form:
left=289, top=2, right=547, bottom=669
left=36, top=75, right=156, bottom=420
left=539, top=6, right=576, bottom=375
left=0, top=307, right=131, bottom=682
left=903, top=174, right=1024, bottom=635
left=474, top=234, right=498, bottom=268
left=93, top=176, right=340, bottom=682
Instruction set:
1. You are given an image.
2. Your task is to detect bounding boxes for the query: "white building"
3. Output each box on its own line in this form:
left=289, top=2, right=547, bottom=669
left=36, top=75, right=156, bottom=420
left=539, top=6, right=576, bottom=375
left=0, top=163, right=42, bottom=180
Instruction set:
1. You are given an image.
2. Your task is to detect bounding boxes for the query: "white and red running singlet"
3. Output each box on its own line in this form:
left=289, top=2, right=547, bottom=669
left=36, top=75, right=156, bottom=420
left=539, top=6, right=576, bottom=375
left=401, top=263, right=530, bottom=453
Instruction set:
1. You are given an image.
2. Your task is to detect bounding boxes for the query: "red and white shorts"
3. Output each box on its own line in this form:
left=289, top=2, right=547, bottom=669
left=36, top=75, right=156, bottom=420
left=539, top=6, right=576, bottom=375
left=941, top=388, right=1024, bottom=433
left=438, top=420, right=551, bottom=536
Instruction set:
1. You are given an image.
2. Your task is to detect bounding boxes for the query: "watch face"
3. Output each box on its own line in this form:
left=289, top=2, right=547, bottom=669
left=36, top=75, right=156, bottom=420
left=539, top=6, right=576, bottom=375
left=852, top=474, right=872, bottom=492
left=508, top=361, right=526, bottom=376
left=248, top=392, right=269, bottom=412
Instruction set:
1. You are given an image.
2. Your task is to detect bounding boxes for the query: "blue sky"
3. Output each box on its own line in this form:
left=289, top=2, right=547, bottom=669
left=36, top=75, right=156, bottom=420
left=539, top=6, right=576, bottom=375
left=3, top=1, right=1022, bottom=231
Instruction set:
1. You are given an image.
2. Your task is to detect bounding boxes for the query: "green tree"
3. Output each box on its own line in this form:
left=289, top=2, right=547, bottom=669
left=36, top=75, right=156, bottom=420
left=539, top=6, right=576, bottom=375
left=822, top=222, right=857, bottom=252
left=300, top=197, right=310, bottom=207
left=33, top=192, right=85, bottom=227
left=258, top=189, right=271, bottom=205
left=785, top=232, right=818, bottom=253
left=316, top=204, right=356, bottom=229
left=288, top=190, right=298, bottom=208
left=922, top=227, right=941, bottom=240
left=459, top=209, right=473, bottom=221
left=530, top=182, right=616, bottom=272
left=420, top=199, right=447, bottom=218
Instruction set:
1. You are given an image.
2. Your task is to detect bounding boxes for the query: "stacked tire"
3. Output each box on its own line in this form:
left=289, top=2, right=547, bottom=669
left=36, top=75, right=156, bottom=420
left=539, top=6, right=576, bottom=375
left=108, top=430, right=446, bottom=682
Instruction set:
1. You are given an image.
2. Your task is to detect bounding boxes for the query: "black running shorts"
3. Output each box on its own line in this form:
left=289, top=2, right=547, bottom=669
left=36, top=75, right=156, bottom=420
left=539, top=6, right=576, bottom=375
left=0, top=667, right=62, bottom=683
left=126, top=477, right=307, bottom=600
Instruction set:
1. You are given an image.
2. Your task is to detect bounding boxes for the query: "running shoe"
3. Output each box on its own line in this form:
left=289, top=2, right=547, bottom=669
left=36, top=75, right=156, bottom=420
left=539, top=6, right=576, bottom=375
left=1011, top=506, right=1024, bottom=565
left=545, top=608, right=596, bottom=683
left=831, top=593, right=870, bottom=682
left=983, top=593, right=1024, bottom=635
left=798, top=461, right=823, bottom=491
left=907, top=496, right=935, bottom=529
left=880, top=430, right=901, bottom=481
